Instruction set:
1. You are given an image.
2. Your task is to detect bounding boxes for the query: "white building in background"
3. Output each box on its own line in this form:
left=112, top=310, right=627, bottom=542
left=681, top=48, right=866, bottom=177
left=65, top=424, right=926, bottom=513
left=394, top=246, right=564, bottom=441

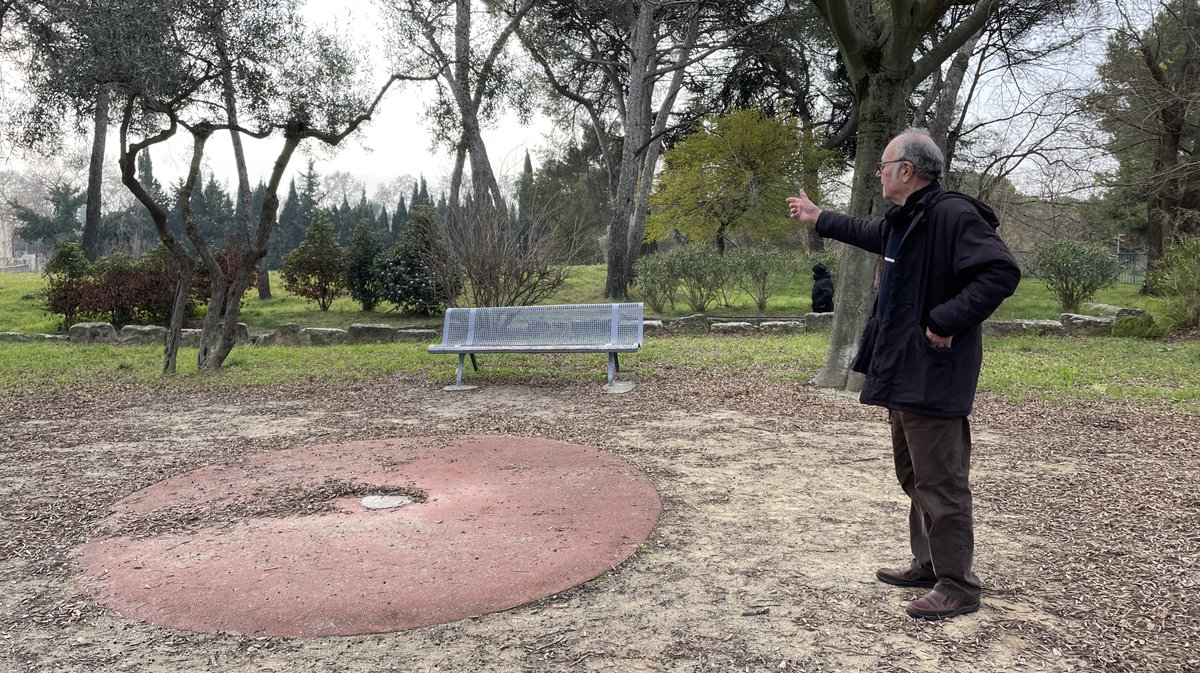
left=0, top=209, right=32, bottom=271
left=0, top=210, right=14, bottom=263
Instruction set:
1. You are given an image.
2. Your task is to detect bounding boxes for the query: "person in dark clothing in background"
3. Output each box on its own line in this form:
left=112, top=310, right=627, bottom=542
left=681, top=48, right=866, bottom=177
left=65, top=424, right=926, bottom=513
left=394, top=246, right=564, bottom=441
left=811, top=263, right=834, bottom=313
left=786, top=128, right=1020, bottom=621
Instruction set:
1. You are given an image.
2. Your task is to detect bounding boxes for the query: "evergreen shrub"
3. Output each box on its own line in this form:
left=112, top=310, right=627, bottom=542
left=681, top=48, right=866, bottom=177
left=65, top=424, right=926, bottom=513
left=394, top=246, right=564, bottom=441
left=633, top=251, right=679, bottom=314
left=345, top=219, right=384, bottom=311
left=280, top=210, right=347, bottom=311
left=1146, top=238, right=1200, bottom=331
left=43, top=243, right=194, bottom=328
left=43, top=242, right=92, bottom=328
left=672, top=245, right=729, bottom=312
left=1031, top=240, right=1122, bottom=313
left=375, top=206, right=460, bottom=316
left=730, top=246, right=797, bottom=313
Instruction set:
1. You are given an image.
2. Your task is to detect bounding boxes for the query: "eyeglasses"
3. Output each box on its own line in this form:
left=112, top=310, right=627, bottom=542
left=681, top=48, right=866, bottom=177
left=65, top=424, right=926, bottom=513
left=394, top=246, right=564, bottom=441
left=876, top=158, right=909, bottom=173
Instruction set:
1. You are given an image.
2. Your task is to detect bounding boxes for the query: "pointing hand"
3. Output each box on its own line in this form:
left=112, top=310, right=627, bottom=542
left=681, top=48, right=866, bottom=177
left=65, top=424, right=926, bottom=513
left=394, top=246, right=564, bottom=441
left=786, top=190, right=822, bottom=224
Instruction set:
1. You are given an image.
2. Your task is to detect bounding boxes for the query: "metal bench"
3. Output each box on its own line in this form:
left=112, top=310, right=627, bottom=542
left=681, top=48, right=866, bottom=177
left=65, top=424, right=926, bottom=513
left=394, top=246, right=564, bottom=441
left=428, top=303, right=644, bottom=392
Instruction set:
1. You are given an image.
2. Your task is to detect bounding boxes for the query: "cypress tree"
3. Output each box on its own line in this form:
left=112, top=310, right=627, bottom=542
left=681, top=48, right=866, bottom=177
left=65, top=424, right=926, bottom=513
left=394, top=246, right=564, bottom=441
left=392, top=195, right=407, bottom=240
left=272, top=179, right=301, bottom=267
left=517, top=151, right=534, bottom=251
left=376, top=206, right=391, bottom=243
left=416, top=176, right=429, bottom=207
left=345, top=218, right=384, bottom=311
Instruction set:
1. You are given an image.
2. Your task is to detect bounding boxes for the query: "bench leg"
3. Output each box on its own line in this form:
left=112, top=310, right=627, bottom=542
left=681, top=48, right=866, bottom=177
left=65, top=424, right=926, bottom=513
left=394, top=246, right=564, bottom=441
left=455, top=353, right=466, bottom=386
left=603, top=352, right=634, bottom=393
left=470, top=353, right=478, bottom=371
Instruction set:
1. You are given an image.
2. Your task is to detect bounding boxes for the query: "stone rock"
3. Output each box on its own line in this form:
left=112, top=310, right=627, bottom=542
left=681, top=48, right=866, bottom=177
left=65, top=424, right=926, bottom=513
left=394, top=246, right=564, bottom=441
left=710, top=321, right=756, bottom=335
left=983, top=319, right=1065, bottom=337
left=0, top=332, right=30, bottom=342
left=179, top=329, right=202, bottom=347
left=259, top=323, right=304, bottom=347
left=69, top=322, right=118, bottom=344
left=34, top=334, right=68, bottom=342
left=1084, top=303, right=1145, bottom=320
left=348, top=323, right=399, bottom=344
left=224, top=323, right=252, bottom=344
left=804, top=312, right=834, bottom=333
left=670, top=314, right=710, bottom=335
left=394, top=329, right=439, bottom=343
left=119, top=325, right=167, bottom=345
left=1085, top=303, right=1123, bottom=316
left=301, top=327, right=347, bottom=346
left=760, top=321, right=805, bottom=335
left=1060, top=313, right=1115, bottom=336
left=642, top=320, right=665, bottom=335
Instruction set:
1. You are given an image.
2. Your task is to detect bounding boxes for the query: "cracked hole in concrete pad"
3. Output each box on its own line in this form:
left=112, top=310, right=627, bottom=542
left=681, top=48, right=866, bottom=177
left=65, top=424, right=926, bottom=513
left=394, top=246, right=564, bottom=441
left=361, top=495, right=414, bottom=510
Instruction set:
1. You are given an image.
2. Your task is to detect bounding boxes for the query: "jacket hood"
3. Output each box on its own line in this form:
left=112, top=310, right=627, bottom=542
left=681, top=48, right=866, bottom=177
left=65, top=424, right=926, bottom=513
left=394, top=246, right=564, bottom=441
left=929, top=189, right=1002, bottom=230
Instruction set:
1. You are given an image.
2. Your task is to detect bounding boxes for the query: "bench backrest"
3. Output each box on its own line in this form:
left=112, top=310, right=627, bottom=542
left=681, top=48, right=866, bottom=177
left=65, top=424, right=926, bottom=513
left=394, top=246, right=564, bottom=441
left=438, top=303, right=643, bottom=348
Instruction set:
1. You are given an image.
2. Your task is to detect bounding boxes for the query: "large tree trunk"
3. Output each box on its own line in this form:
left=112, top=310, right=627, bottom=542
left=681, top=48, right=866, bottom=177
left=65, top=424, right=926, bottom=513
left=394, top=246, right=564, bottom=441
left=812, top=85, right=907, bottom=391
left=605, top=2, right=655, bottom=299
left=1146, top=121, right=1181, bottom=263
left=1142, top=39, right=1187, bottom=264
left=82, top=85, right=109, bottom=261
left=175, top=130, right=231, bottom=370
left=626, top=7, right=697, bottom=279
left=447, top=141, right=468, bottom=250
left=437, top=0, right=508, bottom=216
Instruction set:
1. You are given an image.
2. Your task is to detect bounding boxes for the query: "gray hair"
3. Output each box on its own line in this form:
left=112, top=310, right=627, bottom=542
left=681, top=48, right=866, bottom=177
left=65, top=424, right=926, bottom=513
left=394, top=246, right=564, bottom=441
left=896, top=128, right=944, bottom=183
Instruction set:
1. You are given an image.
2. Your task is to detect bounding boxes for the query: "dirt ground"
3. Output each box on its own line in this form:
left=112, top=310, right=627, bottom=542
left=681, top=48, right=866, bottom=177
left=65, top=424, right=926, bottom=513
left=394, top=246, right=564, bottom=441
left=1, top=363, right=1197, bottom=673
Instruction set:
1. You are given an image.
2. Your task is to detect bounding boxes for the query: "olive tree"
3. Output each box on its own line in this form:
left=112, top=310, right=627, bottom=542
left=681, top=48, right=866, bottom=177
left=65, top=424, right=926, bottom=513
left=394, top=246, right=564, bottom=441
left=111, top=0, right=408, bottom=372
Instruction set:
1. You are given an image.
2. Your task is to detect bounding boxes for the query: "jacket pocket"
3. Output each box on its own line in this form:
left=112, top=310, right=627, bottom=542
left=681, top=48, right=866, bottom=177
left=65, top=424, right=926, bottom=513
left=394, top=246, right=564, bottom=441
left=891, top=326, right=956, bottom=410
left=851, top=315, right=879, bottom=374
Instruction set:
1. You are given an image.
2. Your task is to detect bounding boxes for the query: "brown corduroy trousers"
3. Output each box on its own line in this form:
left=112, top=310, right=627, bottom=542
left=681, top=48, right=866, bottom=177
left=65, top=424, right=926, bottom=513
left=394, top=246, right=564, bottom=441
left=890, top=410, right=982, bottom=601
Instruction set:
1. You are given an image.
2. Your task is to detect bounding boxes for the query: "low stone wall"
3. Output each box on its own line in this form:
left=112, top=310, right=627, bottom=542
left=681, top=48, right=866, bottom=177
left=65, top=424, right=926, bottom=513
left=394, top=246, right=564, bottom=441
left=17, top=307, right=1146, bottom=346
left=657, top=313, right=831, bottom=335
left=664, top=311, right=1139, bottom=338
left=48, top=321, right=441, bottom=347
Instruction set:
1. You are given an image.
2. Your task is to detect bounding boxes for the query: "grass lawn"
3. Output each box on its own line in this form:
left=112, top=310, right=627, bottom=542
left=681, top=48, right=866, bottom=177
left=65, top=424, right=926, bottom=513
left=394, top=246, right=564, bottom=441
left=3, top=264, right=1195, bottom=412
left=1, top=333, right=1197, bottom=413
left=0, top=265, right=1159, bottom=334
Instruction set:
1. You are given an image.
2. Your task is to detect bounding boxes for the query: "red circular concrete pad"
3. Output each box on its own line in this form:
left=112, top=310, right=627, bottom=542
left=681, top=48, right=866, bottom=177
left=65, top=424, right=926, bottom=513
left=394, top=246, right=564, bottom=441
left=76, top=436, right=661, bottom=637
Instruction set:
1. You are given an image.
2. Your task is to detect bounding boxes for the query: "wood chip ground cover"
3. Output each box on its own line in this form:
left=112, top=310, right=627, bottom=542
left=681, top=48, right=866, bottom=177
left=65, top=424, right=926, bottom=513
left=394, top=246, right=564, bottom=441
left=0, top=369, right=1197, bottom=672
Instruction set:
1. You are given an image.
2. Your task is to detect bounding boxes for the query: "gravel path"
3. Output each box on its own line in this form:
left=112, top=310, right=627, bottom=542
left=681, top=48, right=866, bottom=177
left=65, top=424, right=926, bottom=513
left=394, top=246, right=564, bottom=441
left=1, top=367, right=1197, bottom=672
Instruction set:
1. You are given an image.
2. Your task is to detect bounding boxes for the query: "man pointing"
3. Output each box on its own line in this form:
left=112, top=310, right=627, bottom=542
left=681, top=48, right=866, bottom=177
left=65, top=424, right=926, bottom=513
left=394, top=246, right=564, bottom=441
left=787, top=128, right=1020, bottom=620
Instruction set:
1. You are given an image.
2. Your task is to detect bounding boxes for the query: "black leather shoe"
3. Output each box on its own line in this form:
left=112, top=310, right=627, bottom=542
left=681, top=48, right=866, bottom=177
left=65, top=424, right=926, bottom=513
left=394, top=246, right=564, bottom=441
left=906, top=589, right=981, bottom=620
left=875, top=566, right=937, bottom=588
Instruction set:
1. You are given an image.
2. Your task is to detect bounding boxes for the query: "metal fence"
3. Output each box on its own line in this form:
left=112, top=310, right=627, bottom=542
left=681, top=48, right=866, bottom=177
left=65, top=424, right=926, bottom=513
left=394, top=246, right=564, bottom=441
left=1015, top=250, right=1148, bottom=286
left=1116, top=251, right=1147, bottom=285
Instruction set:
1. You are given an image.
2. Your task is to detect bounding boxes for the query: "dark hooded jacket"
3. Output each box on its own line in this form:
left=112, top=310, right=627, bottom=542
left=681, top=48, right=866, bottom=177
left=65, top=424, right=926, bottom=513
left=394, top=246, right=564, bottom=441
left=815, top=186, right=1020, bottom=417
left=811, top=264, right=835, bottom=313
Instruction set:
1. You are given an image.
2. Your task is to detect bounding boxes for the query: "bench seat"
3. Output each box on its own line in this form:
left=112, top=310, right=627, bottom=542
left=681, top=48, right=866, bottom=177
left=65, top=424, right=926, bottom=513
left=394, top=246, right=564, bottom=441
left=428, top=303, right=644, bottom=390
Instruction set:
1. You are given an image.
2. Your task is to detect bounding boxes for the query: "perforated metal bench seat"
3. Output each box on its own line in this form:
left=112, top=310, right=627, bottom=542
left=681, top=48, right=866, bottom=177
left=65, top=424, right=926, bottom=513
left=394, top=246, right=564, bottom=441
left=428, top=303, right=644, bottom=389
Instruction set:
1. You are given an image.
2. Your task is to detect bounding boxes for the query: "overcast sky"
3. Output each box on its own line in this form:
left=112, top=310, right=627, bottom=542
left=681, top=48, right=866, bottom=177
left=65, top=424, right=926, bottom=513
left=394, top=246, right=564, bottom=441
left=147, top=87, right=553, bottom=202
left=0, top=1, right=554, bottom=205
left=150, top=0, right=554, bottom=202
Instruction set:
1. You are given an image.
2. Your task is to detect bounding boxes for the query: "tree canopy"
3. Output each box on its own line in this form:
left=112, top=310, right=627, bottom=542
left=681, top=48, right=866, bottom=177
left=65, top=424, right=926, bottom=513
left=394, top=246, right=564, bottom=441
left=1088, top=0, right=1200, bottom=261
left=646, top=108, right=834, bottom=253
